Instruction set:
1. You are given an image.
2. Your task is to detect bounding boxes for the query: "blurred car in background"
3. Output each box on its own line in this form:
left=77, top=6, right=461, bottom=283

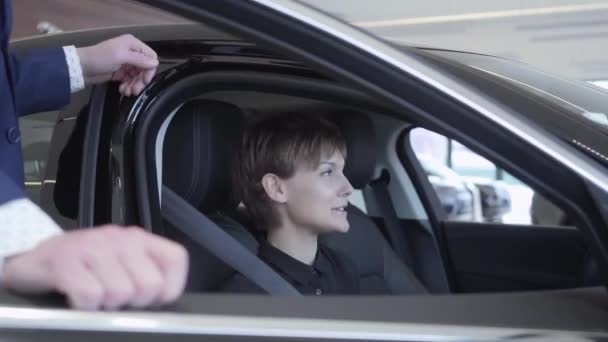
left=420, top=158, right=512, bottom=223
left=530, top=193, right=570, bottom=226
left=419, top=158, right=482, bottom=222
left=468, top=178, right=512, bottom=223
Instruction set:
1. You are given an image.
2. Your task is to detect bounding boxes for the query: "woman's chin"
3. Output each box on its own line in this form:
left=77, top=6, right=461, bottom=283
left=333, top=222, right=350, bottom=233
left=317, top=218, right=349, bottom=234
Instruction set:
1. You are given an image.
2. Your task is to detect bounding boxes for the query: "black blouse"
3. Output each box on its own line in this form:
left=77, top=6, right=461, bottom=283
left=221, top=241, right=360, bottom=295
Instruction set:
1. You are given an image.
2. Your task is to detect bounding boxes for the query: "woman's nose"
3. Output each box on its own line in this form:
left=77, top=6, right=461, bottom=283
left=340, top=176, right=354, bottom=197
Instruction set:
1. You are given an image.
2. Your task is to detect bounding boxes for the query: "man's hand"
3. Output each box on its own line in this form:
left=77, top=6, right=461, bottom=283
left=77, top=34, right=159, bottom=96
left=0, top=226, right=188, bottom=311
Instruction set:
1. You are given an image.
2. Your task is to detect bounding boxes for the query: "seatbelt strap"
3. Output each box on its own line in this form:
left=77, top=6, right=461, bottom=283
left=161, top=186, right=301, bottom=295
left=368, top=170, right=415, bottom=269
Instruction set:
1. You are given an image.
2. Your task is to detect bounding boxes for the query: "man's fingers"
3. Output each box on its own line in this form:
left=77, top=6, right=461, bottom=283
left=127, top=73, right=142, bottom=96
left=116, top=67, right=149, bottom=96
left=80, top=34, right=159, bottom=86
left=111, top=34, right=158, bottom=70
left=118, top=238, right=165, bottom=308
left=125, top=34, right=158, bottom=59
left=119, top=82, right=130, bottom=96
left=81, top=248, right=136, bottom=311
left=2, top=225, right=187, bottom=311
left=131, top=73, right=147, bottom=96
left=141, top=232, right=189, bottom=304
left=120, top=49, right=159, bottom=70
left=126, top=66, right=139, bottom=79
left=132, top=67, right=157, bottom=95
left=54, top=258, right=105, bottom=311
left=120, top=76, right=138, bottom=96
left=143, top=67, right=156, bottom=85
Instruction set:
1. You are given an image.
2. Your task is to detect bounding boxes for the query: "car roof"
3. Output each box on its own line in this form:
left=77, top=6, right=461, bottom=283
left=10, top=23, right=237, bottom=50
left=10, top=22, right=504, bottom=62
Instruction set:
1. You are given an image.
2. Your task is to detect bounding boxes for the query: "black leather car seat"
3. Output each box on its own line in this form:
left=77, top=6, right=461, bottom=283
left=322, top=110, right=427, bottom=294
left=162, top=99, right=257, bottom=291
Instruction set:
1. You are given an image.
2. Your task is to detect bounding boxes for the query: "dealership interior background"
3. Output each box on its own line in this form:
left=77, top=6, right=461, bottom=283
left=14, top=0, right=608, bottom=226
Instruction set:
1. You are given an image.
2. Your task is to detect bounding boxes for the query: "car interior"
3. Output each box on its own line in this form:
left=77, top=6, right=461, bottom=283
left=134, top=77, right=603, bottom=296
left=159, top=96, right=432, bottom=294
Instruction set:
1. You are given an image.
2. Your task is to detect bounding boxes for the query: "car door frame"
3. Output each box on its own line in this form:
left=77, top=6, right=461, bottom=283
left=78, top=85, right=107, bottom=228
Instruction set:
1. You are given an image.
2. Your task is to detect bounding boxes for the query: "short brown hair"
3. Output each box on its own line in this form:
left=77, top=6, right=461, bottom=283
left=234, top=112, right=346, bottom=230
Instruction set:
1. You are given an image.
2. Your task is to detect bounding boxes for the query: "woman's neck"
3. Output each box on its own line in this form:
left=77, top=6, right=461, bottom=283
left=267, top=224, right=318, bottom=265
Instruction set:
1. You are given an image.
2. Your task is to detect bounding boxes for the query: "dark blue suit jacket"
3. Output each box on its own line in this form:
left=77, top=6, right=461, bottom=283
left=1, top=0, right=70, bottom=205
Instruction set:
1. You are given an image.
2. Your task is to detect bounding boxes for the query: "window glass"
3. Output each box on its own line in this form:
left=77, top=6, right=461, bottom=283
left=12, top=0, right=188, bottom=39
left=590, top=80, right=608, bottom=90
left=349, top=189, right=367, bottom=213
left=19, top=89, right=91, bottom=229
left=20, top=111, right=57, bottom=205
left=410, top=127, right=569, bottom=226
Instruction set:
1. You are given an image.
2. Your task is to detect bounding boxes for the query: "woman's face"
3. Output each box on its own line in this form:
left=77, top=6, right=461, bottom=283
left=280, top=151, right=354, bottom=234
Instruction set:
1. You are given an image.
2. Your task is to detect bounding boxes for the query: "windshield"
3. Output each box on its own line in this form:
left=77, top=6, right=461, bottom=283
left=415, top=48, right=608, bottom=165
left=426, top=50, right=608, bottom=132
left=298, top=1, right=608, bottom=84
left=11, top=0, right=188, bottom=39
left=299, top=0, right=608, bottom=165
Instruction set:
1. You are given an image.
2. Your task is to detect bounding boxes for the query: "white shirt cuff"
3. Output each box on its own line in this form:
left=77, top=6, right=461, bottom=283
left=63, top=45, right=85, bottom=94
left=0, top=198, right=63, bottom=261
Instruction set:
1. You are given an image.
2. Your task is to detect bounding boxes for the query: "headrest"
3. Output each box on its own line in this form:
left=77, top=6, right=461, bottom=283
left=327, top=110, right=377, bottom=189
left=163, top=100, right=245, bottom=212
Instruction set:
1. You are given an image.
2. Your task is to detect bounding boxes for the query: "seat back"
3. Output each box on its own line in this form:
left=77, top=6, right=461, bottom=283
left=162, top=100, right=257, bottom=291
left=322, top=110, right=427, bottom=294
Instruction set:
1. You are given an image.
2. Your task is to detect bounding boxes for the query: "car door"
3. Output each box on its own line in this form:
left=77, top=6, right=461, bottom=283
left=406, top=127, right=598, bottom=293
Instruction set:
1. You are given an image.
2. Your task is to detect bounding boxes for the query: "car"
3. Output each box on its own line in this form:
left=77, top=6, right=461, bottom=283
left=418, top=158, right=482, bottom=222
left=463, top=177, right=512, bottom=223
left=530, top=192, right=569, bottom=226
left=412, top=131, right=512, bottom=223
left=2, top=0, right=608, bottom=341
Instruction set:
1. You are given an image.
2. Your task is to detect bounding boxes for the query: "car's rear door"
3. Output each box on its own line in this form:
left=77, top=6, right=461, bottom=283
left=403, top=128, right=596, bottom=293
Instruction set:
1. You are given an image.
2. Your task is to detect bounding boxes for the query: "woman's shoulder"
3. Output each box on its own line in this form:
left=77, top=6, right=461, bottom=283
left=319, top=243, right=356, bottom=268
left=318, top=243, right=360, bottom=292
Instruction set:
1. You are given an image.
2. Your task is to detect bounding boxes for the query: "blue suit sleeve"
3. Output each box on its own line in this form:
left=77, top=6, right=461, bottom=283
left=7, top=47, right=71, bottom=116
left=0, top=169, right=25, bottom=206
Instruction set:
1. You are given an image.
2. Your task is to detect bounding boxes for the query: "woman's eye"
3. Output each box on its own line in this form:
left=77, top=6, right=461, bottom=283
left=321, top=169, right=333, bottom=176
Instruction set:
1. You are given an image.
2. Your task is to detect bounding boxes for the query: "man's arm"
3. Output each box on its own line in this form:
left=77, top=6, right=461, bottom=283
left=0, top=225, right=188, bottom=310
left=0, top=35, right=184, bottom=310
left=0, top=168, right=63, bottom=275
left=7, top=47, right=71, bottom=115
left=7, top=34, right=158, bottom=116
left=0, top=168, right=188, bottom=310
left=0, top=168, right=26, bottom=205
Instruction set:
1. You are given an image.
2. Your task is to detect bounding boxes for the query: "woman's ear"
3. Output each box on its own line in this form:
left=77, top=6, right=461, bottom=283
left=261, top=173, right=288, bottom=203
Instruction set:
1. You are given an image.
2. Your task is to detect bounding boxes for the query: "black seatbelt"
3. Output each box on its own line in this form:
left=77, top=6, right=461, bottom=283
left=368, top=169, right=415, bottom=269
left=161, top=186, right=301, bottom=295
